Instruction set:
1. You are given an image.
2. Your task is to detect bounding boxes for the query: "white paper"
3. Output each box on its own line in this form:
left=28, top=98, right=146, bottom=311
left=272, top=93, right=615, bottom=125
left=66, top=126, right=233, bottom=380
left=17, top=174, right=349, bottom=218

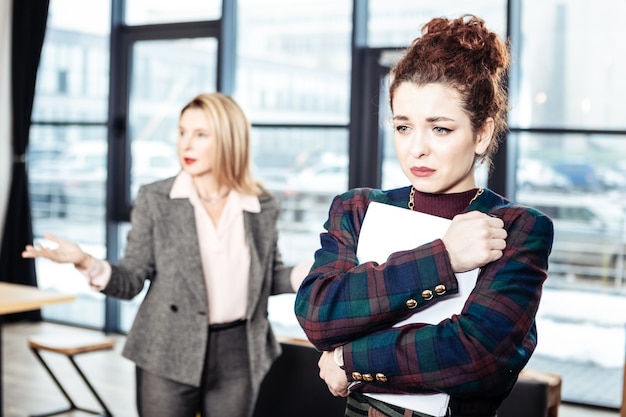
left=356, top=202, right=479, bottom=417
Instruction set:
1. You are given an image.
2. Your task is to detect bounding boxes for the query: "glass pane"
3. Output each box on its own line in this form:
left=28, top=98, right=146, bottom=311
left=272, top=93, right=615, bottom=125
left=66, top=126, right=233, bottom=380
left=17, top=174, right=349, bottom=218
left=28, top=0, right=111, bottom=328
left=512, top=0, right=626, bottom=130
left=47, top=0, right=111, bottom=34
left=251, top=127, right=348, bottom=263
left=119, top=38, right=218, bottom=332
left=28, top=126, right=108, bottom=327
left=235, top=0, right=352, bottom=125
left=33, top=0, right=110, bottom=123
left=514, top=133, right=626, bottom=289
left=236, top=1, right=353, bottom=339
left=513, top=132, right=626, bottom=407
left=128, top=38, right=217, bottom=201
left=125, top=0, right=221, bottom=25
left=253, top=127, right=348, bottom=339
left=367, top=0, right=507, bottom=47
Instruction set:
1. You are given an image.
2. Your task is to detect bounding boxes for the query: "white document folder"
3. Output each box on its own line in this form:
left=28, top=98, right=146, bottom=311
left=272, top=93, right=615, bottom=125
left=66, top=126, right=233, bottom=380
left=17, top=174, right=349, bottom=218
left=355, top=202, right=479, bottom=417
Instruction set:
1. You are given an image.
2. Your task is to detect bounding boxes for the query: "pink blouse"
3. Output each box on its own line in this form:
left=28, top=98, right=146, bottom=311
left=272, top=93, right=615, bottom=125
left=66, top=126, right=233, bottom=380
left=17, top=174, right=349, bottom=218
left=78, top=172, right=260, bottom=324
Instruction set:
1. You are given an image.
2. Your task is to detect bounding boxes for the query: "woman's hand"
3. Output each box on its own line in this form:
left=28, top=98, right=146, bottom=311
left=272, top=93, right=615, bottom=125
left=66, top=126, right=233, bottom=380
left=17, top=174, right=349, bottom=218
left=290, top=260, right=314, bottom=291
left=318, top=350, right=350, bottom=397
left=22, top=233, right=92, bottom=269
left=441, top=211, right=507, bottom=273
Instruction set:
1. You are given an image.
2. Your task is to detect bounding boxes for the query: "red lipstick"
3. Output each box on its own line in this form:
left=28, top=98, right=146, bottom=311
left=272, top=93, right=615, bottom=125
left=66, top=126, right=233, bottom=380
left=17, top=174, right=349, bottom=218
left=410, top=166, right=435, bottom=177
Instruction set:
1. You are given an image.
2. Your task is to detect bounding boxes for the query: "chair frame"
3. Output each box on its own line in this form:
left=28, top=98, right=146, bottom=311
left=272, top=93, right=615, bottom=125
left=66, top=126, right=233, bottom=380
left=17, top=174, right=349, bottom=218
left=28, top=337, right=114, bottom=417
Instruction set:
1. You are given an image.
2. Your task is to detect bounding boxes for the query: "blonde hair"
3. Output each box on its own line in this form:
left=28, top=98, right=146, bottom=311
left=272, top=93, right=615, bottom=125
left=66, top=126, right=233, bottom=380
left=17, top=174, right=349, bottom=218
left=180, top=93, right=264, bottom=196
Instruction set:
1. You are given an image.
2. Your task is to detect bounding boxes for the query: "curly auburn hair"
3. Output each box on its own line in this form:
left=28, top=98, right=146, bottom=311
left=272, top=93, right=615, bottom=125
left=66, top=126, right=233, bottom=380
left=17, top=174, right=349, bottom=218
left=389, top=15, right=510, bottom=167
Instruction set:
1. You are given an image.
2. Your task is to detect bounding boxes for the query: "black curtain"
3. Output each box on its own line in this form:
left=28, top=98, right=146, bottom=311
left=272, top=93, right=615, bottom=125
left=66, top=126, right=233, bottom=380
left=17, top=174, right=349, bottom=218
left=0, top=0, right=50, bottom=322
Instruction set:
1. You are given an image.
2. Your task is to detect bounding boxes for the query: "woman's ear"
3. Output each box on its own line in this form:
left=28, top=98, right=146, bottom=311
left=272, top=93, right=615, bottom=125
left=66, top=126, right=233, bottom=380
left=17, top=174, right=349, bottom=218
left=475, top=117, right=495, bottom=156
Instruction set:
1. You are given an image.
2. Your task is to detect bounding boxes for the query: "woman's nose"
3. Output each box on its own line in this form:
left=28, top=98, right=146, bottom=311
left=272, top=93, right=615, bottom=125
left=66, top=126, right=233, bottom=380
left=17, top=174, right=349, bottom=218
left=180, top=135, right=192, bottom=150
left=409, top=132, right=428, bottom=157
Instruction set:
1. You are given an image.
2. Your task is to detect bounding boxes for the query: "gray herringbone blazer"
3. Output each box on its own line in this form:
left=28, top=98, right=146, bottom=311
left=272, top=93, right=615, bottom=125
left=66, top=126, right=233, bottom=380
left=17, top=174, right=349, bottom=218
left=101, top=176, right=294, bottom=397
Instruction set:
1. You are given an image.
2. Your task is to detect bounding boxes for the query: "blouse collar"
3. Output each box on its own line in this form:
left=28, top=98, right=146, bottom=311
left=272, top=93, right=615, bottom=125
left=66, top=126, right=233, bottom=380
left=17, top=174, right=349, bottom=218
left=169, top=171, right=261, bottom=213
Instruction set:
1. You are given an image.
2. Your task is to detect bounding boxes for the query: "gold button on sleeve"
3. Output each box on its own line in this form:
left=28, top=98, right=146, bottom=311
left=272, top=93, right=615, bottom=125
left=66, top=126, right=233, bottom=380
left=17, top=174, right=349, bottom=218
left=375, top=373, right=388, bottom=383
left=406, top=298, right=418, bottom=309
left=352, top=372, right=363, bottom=381
left=421, top=289, right=434, bottom=300
left=435, top=284, right=446, bottom=295
left=362, top=374, right=374, bottom=382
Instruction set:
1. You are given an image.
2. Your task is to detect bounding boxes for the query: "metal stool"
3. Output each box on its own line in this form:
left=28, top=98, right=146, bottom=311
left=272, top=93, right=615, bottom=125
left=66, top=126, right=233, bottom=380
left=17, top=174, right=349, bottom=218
left=28, top=334, right=115, bottom=417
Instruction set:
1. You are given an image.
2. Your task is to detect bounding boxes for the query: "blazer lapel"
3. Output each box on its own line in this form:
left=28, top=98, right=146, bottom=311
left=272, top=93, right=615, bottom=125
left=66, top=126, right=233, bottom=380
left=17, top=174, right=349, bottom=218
left=157, top=196, right=208, bottom=308
left=243, top=207, right=269, bottom=319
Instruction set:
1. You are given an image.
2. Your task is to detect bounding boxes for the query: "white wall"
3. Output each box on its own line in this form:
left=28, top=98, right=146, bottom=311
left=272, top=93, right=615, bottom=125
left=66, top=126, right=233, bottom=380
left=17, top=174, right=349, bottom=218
left=0, top=0, right=12, bottom=251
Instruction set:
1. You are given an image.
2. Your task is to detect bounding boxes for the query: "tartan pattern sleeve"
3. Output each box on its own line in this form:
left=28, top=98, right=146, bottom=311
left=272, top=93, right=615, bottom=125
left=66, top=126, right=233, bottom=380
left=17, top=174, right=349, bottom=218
left=294, top=187, right=462, bottom=351
left=294, top=187, right=554, bottom=414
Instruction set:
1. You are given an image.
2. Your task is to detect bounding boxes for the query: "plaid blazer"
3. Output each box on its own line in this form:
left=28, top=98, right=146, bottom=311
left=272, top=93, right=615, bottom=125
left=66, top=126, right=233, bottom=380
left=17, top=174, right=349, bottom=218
left=294, top=186, right=554, bottom=416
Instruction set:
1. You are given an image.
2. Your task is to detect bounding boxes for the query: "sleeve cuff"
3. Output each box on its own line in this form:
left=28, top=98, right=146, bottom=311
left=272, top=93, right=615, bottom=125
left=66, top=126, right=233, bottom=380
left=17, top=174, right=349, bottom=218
left=333, top=345, right=344, bottom=367
left=76, top=257, right=112, bottom=291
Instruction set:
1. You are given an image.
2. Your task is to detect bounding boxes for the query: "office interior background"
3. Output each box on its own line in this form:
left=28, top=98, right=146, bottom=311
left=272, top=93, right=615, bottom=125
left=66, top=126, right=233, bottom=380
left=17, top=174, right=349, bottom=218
left=1, top=0, right=626, bottom=410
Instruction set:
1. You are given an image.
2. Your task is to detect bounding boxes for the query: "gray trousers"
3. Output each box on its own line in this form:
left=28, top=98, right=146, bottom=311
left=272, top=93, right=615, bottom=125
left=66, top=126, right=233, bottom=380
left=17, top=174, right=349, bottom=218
left=136, top=321, right=251, bottom=417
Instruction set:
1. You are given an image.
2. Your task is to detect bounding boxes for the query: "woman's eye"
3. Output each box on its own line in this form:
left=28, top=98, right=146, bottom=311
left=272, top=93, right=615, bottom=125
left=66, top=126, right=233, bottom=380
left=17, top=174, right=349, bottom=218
left=395, top=125, right=410, bottom=134
left=433, top=126, right=451, bottom=134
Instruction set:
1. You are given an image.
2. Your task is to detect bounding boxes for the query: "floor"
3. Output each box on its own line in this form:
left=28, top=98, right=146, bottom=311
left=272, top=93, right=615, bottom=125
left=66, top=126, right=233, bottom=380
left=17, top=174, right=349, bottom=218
left=2, top=321, right=134, bottom=417
left=560, top=404, right=619, bottom=417
left=529, top=354, right=623, bottom=409
left=1, top=321, right=622, bottom=417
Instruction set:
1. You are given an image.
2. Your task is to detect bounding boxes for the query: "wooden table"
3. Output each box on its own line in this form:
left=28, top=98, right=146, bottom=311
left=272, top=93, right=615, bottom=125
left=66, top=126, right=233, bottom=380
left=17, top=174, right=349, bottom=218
left=0, top=282, right=75, bottom=416
left=0, top=282, right=75, bottom=315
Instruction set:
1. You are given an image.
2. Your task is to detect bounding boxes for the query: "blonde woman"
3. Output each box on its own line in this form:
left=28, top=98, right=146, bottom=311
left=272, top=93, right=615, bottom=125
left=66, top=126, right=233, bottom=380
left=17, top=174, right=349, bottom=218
left=24, top=92, right=311, bottom=417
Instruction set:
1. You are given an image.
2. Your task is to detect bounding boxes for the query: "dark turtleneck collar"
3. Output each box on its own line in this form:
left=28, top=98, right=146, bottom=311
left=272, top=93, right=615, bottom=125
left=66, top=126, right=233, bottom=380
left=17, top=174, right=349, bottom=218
left=411, top=188, right=481, bottom=220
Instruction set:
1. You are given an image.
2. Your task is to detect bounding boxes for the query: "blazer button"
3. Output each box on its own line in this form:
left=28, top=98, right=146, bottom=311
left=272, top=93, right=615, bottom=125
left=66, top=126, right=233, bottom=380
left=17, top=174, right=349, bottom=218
left=362, top=374, right=374, bottom=382
left=352, top=372, right=363, bottom=381
left=435, top=284, right=446, bottom=295
left=170, top=305, right=178, bottom=312
left=421, top=289, right=434, bottom=300
left=406, top=299, right=418, bottom=309
left=375, top=373, right=388, bottom=383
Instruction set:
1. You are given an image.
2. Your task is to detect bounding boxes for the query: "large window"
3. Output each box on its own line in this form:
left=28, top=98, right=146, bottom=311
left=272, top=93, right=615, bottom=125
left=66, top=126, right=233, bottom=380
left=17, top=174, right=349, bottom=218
left=25, top=0, right=626, bottom=408
left=29, top=0, right=111, bottom=327
left=509, top=0, right=626, bottom=408
left=119, top=37, right=218, bottom=332
left=509, top=1, right=626, bottom=130
left=236, top=0, right=353, bottom=267
left=235, top=2, right=353, bottom=338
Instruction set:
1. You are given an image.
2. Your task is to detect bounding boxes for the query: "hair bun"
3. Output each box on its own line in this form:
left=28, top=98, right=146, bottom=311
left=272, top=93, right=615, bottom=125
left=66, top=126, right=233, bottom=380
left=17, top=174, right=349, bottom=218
left=421, top=15, right=509, bottom=76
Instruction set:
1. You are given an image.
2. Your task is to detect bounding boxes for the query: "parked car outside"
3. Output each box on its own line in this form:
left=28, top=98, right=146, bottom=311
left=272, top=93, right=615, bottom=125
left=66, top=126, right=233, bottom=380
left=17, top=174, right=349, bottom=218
left=516, top=159, right=572, bottom=192
left=516, top=191, right=626, bottom=284
left=30, top=140, right=179, bottom=219
left=551, top=162, right=601, bottom=191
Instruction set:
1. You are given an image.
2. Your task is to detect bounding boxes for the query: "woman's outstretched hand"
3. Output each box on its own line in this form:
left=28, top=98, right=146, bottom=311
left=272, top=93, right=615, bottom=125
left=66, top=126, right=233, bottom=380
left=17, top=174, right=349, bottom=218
left=22, top=233, right=92, bottom=269
left=441, top=211, right=507, bottom=273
